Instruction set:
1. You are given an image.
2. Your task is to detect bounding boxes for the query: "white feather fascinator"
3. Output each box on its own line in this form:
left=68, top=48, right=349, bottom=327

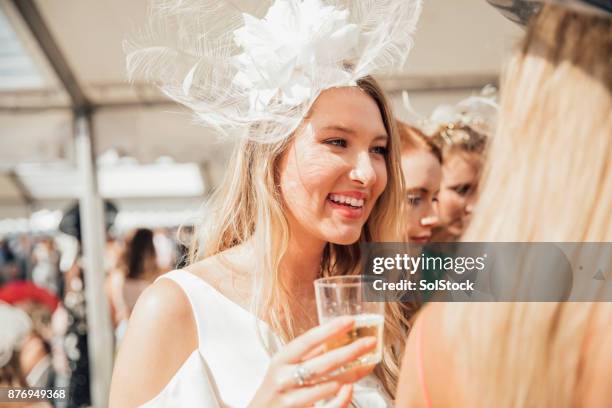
left=402, top=85, right=499, bottom=141
left=126, top=0, right=423, bottom=143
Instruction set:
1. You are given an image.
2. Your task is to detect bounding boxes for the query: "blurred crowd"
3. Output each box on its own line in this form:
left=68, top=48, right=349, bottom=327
left=0, top=226, right=188, bottom=407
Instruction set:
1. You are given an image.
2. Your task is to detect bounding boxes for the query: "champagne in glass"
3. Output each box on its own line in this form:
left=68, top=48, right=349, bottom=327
left=314, top=276, right=384, bottom=368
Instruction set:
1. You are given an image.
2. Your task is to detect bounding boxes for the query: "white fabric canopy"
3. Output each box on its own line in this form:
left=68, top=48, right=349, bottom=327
left=0, top=0, right=522, bottom=212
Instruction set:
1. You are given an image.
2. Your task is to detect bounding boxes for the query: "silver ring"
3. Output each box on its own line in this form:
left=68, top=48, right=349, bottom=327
left=293, top=364, right=313, bottom=387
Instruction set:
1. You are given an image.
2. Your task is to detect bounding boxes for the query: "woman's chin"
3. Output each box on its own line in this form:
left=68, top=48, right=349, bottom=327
left=447, top=225, right=464, bottom=237
left=325, top=230, right=362, bottom=246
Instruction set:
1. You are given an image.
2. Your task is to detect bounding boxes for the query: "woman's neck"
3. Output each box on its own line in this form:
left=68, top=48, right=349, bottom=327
left=226, top=232, right=325, bottom=290
left=280, top=231, right=326, bottom=295
left=231, top=231, right=326, bottom=334
left=279, top=233, right=326, bottom=334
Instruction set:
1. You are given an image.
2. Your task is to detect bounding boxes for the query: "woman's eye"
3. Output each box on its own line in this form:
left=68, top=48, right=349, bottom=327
left=407, top=194, right=422, bottom=207
left=453, top=184, right=472, bottom=196
left=324, top=138, right=347, bottom=147
left=370, top=146, right=388, bottom=156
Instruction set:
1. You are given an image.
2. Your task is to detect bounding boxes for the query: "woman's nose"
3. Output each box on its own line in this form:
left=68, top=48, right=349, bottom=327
left=421, top=200, right=440, bottom=227
left=349, top=153, right=377, bottom=186
left=420, top=215, right=439, bottom=227
left=465, top=203, right=474, bottom=214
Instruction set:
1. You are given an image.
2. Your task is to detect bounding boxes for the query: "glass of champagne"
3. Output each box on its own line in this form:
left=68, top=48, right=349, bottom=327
left=314, top=275, right=384, bottom=369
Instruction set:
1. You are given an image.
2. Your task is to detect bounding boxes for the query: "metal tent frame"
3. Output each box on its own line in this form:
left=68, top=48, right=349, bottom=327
left=11, top=2, right=112, bottom=406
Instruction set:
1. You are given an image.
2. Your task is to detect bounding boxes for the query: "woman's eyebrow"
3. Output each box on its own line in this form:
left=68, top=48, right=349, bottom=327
left=407, top=187, right=429, bottom=194
left=372, top=134, right=389, bottom=142
left=321, top=125, right=356, bottom=134
left=320, top=125, right=388, bottom=141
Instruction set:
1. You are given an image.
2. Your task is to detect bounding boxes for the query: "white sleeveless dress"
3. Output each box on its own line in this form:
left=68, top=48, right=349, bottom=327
left=140, top=270, right=393, bottom=407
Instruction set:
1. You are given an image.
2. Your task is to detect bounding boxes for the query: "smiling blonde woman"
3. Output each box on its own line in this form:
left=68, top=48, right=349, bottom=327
left=110, top=0, right=422, bottom=407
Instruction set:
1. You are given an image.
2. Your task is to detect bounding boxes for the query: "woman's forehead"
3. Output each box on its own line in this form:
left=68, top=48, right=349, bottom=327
left=308, top=87, right=387, bottom=136
left=444, top=153, right=481, bottom=173
left=402, top=150, right=442, bottom=188
left=443, top=154, right=480, bottom=182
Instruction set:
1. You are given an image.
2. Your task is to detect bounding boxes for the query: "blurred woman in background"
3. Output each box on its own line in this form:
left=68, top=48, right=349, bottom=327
left=397, top=121, right=441, bottom=244
left=0, top=303, right=32, bottom=387
left=429, top=121, right=487, bottom=242
left=397, top=3, right=612, bottom=407
left=106, top=228, right=163, bottom=344
left=0, top=303, right=52, bottom=408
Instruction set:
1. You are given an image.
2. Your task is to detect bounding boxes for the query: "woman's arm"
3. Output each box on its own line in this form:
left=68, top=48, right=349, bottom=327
left=104, top=271, right=125, bottom=328
left=109, top=279, right=197, bottom=407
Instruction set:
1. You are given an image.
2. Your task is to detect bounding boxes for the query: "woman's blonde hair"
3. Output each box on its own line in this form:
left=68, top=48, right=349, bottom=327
left=465, top=5, right=611, bottom=243
left=188, top=76, right=410, bottom=396
left=450, top=5, right=611, bottom=408
left=431, top=122, right=487, bottom=163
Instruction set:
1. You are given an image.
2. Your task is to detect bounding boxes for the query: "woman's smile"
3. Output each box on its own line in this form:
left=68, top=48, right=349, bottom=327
left=326, top=191, right=368, bottom=220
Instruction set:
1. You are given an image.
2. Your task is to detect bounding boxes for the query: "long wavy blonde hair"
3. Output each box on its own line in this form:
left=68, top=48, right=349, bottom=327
left=187, top=76, right=410, bottom=396
left=465, top=5, right=611, bottom=243
left=451, top=5, right=612, bottom=408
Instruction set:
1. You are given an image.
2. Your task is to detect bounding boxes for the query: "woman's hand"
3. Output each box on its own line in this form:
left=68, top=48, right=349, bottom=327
left=248, top=316, right=377, bottom=408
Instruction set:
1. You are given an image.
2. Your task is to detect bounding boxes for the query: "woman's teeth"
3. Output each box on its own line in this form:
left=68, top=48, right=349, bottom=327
left=329, top=194, right=364, bottom=208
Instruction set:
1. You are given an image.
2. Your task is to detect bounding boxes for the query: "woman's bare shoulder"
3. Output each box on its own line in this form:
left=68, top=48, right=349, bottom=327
left=128, top=275, right=195, bottom=325
left=109, top=276, right=197, bottom=407
left=396, top=303, right=454, bottom=408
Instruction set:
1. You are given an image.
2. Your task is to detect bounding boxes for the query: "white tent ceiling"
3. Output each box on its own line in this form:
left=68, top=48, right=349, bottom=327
left=0, top=0, right=523, bottom=214
left=0, top=0, right=522, bottom=107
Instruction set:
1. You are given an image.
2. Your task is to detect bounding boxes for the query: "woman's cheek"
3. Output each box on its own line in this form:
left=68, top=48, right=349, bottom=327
left=372, top=160, right=388, bottom=199
left=404, top=210, right=420, bottom=236
left=291, top=149, right=340, bottom=188
left=451, top=194, right=467, bottom=219
left=438, top=191, right=455, bottom=222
